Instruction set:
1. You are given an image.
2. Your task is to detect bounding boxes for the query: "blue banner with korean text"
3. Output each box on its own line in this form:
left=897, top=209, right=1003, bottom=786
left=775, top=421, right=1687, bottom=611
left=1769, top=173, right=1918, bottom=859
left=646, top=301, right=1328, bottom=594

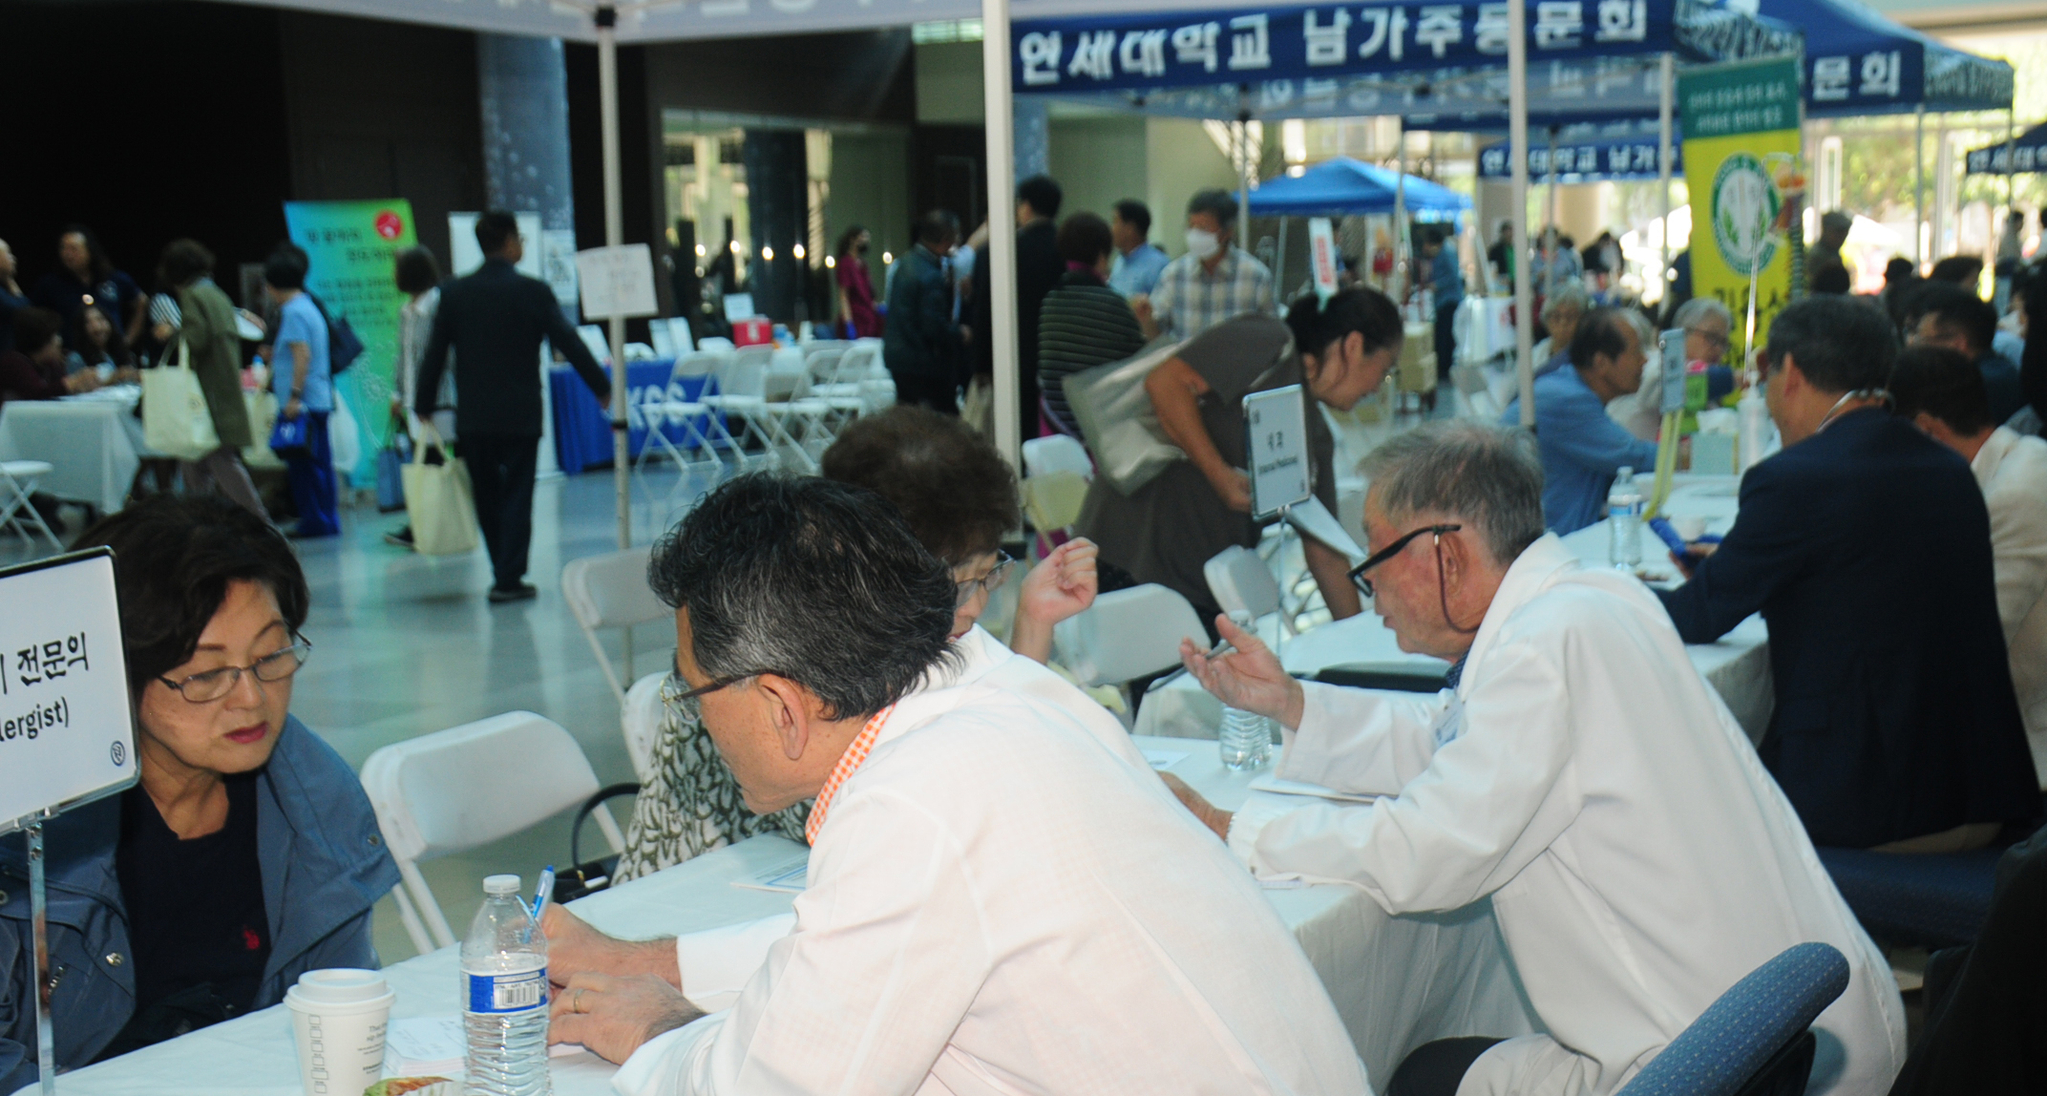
left=1012, top=1, right=1674, bottom=93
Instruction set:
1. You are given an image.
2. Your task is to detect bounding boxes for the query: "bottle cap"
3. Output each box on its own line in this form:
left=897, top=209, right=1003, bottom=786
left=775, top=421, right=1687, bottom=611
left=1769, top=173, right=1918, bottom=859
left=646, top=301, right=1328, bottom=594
left=484, top=874, right=522, bottom=896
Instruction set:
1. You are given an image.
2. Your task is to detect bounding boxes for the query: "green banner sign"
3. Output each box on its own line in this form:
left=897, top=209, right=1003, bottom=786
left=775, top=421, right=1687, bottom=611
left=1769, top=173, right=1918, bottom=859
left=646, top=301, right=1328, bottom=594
left=1678, top=56, right=1801, bottom=140
left=281, top=199, right=417, bottom=483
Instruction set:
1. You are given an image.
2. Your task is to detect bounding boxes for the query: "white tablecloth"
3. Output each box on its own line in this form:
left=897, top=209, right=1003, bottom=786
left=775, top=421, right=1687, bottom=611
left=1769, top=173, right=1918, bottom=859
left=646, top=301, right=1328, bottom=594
left=0, top=387, right=150, bottom=513
left=1137, top=474, right=1773, bottom=744
left=28, top=737, right=1537, bottom=1096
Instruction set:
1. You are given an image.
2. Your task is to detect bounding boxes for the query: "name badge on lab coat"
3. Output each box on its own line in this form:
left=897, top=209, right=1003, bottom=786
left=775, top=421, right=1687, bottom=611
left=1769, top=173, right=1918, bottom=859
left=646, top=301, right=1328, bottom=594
left=1433, top=695, right=1466, bottom=748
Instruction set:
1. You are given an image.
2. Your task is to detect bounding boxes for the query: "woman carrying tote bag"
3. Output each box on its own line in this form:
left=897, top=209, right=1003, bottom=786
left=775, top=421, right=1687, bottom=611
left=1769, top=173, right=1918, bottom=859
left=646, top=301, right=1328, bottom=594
left=154, top=239, right=265, bottom=519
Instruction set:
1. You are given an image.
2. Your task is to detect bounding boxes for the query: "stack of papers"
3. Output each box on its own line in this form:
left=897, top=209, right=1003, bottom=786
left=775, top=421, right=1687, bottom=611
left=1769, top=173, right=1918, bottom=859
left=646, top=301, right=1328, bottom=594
left=730, top=852, right=809, bottom=894
left=1247, top=776, right=1377, bottom=804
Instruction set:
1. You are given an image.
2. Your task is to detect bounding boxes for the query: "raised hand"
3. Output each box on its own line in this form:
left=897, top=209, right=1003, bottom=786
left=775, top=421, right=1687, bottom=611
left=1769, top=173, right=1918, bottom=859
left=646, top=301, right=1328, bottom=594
left=1179, top=614, right=1305, bottom=730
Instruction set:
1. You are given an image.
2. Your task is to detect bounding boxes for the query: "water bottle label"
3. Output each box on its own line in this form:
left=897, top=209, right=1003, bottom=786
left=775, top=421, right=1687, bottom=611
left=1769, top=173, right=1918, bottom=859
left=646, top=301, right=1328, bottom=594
left=468, top=969, right=548, bottom=1013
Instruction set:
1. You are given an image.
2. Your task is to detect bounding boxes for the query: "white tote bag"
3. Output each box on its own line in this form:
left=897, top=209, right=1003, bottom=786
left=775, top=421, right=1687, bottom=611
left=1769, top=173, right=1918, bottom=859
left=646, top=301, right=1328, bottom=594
left=400, top=431, right=480, bottom=556
left=142, top=339, right=221, bottom=461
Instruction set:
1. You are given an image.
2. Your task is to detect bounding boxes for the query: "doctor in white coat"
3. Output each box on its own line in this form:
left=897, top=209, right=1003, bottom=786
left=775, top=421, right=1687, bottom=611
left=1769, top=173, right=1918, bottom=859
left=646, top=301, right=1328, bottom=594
left=1167, top=422, right=1904, bottom=1096
left=541, top=474, right=1371, bottom=1096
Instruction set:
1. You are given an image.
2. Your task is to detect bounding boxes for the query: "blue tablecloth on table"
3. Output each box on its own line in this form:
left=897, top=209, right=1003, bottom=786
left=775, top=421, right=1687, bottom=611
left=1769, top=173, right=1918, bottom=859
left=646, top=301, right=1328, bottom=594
left=551, top=360, right=717, bottom=475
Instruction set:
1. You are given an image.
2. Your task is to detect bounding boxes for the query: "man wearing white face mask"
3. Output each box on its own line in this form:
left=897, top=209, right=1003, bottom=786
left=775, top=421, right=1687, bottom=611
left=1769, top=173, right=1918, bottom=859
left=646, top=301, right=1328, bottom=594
left=1136, top=189, right=1274, bottom=342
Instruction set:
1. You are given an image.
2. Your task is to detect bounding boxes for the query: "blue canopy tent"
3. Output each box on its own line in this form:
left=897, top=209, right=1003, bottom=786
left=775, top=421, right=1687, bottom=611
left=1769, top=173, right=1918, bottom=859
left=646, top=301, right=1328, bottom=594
left=1965, top=122, right=2047, bottom=175
left=1249, top=157, right=1472, bottom=217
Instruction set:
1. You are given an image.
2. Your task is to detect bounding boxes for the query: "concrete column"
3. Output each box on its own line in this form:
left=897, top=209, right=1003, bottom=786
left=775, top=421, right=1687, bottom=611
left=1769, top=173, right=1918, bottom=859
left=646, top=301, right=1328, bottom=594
left=744, top=130, right=808, bottom=323
left=477, top=34, right=577, bottom=235
left=1014, top=98, right=1050, bottom=184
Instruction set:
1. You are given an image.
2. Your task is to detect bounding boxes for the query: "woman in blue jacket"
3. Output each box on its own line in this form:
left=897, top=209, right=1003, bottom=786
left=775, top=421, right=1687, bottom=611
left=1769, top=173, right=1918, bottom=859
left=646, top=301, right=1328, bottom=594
left=0, top=494, right=399, bottom=1091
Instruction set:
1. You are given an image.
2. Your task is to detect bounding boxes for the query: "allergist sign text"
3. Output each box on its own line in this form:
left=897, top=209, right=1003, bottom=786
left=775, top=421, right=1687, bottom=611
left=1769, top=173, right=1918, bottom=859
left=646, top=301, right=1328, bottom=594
left=1244, top=384, right=1313, bottom=521
left=0, top=549, right=135, bottom=830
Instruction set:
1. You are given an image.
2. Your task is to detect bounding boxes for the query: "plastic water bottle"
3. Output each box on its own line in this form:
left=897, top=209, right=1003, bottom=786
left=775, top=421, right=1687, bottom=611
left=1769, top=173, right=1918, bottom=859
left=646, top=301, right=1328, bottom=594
left=1220, top=707, right=1272, bottom=771
left=462, top=875, right=551, bottom=1096
left=1607, top=467, right=1644, bottom=569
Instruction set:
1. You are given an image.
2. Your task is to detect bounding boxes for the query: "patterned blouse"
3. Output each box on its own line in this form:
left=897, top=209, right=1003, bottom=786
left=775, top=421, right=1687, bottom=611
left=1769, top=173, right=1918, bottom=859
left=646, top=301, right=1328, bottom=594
left=611, top=701, right=810, bottom=884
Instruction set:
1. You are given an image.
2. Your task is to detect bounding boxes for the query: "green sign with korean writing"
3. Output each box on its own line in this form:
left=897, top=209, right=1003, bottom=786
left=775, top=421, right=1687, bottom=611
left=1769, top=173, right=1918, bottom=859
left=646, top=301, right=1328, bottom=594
left=1679, top=56, right=1801, bottom=140
left=281, top=199, right=416, bottom=483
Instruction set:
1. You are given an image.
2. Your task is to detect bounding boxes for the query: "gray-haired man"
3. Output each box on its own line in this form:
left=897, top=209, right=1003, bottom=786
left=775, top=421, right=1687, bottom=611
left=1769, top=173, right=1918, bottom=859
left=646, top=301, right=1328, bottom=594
left=539, top=474, right=1369, bottom=1095
left=1168, top=422, right=1902, bottom=1096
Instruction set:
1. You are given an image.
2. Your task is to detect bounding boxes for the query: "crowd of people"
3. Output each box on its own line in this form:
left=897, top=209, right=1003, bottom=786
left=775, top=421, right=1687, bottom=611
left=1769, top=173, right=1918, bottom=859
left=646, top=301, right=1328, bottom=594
left=10, top=187, right=2047, bottom=1095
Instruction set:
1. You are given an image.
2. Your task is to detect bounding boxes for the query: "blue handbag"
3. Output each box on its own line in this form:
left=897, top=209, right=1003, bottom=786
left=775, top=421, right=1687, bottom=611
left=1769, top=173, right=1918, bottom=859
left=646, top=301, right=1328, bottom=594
left=269, top=413, right=312, bottom=459
left=376, top=435, right=410, bottom=512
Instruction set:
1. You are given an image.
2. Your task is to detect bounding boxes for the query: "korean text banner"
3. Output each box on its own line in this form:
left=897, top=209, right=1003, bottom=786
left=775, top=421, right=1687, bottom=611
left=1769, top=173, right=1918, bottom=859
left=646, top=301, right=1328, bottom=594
left=1012, top=0, right=1673, bottom=93
left=281, top=199, right=417, bottom=481
left=1679, top=57, right=1801, bottom=371
left=1479, top=133, right=1680, bottom=181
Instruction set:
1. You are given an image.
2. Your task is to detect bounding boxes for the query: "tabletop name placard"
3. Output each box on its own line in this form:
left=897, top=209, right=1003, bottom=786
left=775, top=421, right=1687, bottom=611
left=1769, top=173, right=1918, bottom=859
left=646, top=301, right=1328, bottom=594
left=1243, top=384, right=1313, bottom=521
left=0, top=550, right=135, bottom=829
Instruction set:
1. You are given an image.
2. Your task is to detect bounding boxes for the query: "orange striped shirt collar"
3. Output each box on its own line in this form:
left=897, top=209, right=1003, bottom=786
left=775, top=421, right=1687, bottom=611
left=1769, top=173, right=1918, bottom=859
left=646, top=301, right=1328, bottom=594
left=805, top=704, right=896, bottom=845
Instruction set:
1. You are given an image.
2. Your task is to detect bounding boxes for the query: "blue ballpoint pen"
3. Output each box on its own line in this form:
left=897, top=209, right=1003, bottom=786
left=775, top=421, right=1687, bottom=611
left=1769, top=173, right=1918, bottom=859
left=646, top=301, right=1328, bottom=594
left=531, top=866, right=555, bottom=921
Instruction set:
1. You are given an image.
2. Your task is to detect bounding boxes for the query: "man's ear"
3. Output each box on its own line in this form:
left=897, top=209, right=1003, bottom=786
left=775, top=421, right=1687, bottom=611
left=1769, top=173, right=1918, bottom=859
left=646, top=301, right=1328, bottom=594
left=755, top=675, right=812, bottom=762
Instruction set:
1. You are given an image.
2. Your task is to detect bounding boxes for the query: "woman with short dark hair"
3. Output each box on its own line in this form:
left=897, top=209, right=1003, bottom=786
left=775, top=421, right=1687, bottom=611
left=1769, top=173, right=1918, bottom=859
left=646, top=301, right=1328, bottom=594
left=156, top=239, right=266, bottom=519
left=614, top=409, right=1136, bottom=880
left=1037, top=212, right=1146, bottom=437
left=0, top=495, right=397, bottom=1091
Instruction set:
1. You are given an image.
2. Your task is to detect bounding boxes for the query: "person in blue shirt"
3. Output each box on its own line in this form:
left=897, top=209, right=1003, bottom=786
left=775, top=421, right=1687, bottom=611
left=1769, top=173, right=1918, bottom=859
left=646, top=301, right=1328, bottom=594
left=1421, top=228, right=1464, bottom=387
left=263, top=251, right=339, bottom=538
left=1107, top=199, right=1170, bottom=300
left=1500, top=307, right=1660, bottom=534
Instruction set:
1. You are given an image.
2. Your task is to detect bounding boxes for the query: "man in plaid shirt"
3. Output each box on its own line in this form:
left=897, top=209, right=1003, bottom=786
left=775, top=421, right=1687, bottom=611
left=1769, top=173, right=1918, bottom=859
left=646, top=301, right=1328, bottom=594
left=1136, top=189, right=1274, bottom=343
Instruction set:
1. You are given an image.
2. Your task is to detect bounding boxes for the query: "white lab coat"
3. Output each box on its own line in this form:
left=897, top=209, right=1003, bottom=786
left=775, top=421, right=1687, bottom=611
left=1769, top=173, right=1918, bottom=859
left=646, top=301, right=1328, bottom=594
left=1228, top=534, right=1904, bottom=1096
left=951, top=624, right=1149, bottom=770
left=615, top=649, right=1370, bottom=1096
left=1972, top=427, right=2047, bottom=787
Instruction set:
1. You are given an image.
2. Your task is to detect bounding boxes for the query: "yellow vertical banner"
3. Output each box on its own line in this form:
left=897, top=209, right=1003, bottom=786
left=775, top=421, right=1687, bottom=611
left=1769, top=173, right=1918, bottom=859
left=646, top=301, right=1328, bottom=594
left=1679, top=57, right=1804, bottom=372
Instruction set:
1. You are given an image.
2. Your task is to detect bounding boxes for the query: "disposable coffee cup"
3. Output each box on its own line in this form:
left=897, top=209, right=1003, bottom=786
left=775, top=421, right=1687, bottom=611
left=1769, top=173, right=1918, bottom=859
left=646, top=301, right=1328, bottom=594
left=1670, top=515, right=1708, bottom=542
left=285, top=968, right=395, bottom=1096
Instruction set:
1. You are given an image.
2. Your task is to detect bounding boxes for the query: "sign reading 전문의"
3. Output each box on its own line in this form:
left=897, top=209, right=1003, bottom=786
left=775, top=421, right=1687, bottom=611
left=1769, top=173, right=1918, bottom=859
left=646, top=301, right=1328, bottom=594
left=0, top=549, right=135, bottom=830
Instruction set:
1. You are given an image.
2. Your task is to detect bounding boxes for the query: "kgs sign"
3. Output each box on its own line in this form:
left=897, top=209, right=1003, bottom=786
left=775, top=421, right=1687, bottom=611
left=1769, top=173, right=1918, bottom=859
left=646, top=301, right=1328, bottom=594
left=0, top=551, right=135, bottom=827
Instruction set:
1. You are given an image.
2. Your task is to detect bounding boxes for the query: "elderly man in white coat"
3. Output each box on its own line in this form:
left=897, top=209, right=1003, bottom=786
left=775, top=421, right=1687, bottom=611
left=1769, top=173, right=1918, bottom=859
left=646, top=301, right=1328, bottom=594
left=1890, top=346, right=2047, bottom=787
left=539, top=473, right=1372, bottom=1096
left=1165, top=422, right=1903, bottom=1096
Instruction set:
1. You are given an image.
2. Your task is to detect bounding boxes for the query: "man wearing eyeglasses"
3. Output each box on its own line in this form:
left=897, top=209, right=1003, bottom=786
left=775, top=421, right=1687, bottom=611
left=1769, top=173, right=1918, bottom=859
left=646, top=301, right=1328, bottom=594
left=539, top=473, right=1370, bottom=1096
left=1607, top=297, right=1734, bottom=442
left=1163, top=422, right=1903, bottom=1096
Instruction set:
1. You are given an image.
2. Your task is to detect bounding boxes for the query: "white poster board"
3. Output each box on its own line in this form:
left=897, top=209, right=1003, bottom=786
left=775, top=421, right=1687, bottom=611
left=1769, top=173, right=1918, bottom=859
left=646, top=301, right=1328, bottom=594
left=0, top=550, right=136, bottom=830
left=575, top=245, right=661, bottom=320
left=1243, top=384, right=1312, bottom=520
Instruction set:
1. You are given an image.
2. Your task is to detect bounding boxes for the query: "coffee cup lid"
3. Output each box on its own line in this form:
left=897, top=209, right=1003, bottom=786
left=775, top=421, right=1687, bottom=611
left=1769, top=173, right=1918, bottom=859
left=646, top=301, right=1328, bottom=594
left=289, top=968, right=391, bottom=1006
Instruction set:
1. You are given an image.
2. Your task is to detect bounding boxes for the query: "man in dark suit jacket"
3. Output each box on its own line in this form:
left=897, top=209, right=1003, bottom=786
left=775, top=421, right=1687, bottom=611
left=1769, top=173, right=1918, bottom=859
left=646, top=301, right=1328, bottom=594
left=882, top=210, right=963, bottom=414
left=416, top=210, right=609, bottom=602
left=1658, top=295, right=2040, bottom=851
left=967, top=175, right=1066, bottom=440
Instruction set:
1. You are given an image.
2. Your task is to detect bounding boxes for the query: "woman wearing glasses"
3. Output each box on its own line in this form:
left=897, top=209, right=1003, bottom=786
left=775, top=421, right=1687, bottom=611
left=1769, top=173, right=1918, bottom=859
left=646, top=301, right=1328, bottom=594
left=614, top=408, right=1140, bottom=882
left=0, top=495, right=397, bottom=1092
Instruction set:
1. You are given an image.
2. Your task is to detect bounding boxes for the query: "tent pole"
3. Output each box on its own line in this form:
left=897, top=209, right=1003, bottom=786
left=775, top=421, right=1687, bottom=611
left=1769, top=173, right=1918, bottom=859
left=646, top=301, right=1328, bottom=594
left=1544, top=124, right=1559, bottom=300
left=1238, top=117, right=1254, bottom=254
left=2009, top=109, right=2017, bottom=211
left=1914, top=106, right=1926, bottom=266
left=598, top=4, right=630, bottom=550
left=1658, top=52, right=1673, bottom=313
left=1509, top=0, right=1534, bottom=429
left=982, top=0, right=1020, bottom=469
left=1395, top=121, right=1408, bottom=304
left=1275, top=216, right=1288, bottom=311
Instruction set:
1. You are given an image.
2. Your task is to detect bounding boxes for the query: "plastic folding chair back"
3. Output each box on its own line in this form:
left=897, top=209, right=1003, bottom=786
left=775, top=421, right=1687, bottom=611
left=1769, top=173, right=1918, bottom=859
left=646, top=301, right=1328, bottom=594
left=622, top=670, right=668, bottom=784
left=1022, top=434, right=1093, bottom=479
left=561, top=547, right=668, bottom=707
left=1053, top=583, right=1207, bottom=688
left=1615, top=942, right=1850, bottom=1096
left=360, top=712, right=627, bottom=954
left=1204, top=544, right=1284, bottom=622
left=1021, top=471, right=1089, bottom=536
left=0, top=460, right=61, bottom=550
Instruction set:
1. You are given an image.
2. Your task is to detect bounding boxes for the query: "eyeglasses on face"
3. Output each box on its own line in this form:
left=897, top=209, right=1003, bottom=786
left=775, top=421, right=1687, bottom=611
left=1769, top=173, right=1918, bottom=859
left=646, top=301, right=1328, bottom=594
left=156, top=638, right=312, bottom=703
left=1348, top=524, right=1462, bottom=598
left=1686, top=326, right=1731, bottom=349
left=955, top=551, right=1016, bottom=608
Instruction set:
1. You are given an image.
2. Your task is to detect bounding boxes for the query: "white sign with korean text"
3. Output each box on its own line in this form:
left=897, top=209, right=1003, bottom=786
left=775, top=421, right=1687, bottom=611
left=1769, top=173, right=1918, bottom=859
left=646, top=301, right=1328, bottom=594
left=0, top=550, right=135, bottom=831
left=575, top=245, right=661, bottom=320
left=1243, top=384, right=1312, bottom=520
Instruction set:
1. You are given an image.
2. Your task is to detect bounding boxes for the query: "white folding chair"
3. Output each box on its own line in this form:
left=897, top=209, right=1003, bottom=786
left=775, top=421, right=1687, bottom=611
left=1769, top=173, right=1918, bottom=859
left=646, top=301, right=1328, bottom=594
left=0, top=461, right=61, bottom=551
left=1021, top=435, right=1094, bottom=479
left=758, top=366, right=835, bottom=472
left=637, top=351, right=741, bottom=499
left=697, top=335, right=735, bottom=352
left=562, top=547, right=672, bottom=781
left=1204, top=544, right=1295, bottom=639
left=360, top=712, right=628, bottom=954
left=1052, top=584, right=1207, bottom=690
left=701, top=348, right=777, bottom=467
left=837, top=341, right=894, bottom=414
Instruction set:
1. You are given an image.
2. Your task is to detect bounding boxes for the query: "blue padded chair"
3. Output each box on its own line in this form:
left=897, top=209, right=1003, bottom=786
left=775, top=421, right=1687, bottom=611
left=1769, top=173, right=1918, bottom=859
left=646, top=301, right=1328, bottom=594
left=1813, top=846, right=2001, bottom=949
left=1616, top=942, right=1849, bottom=1096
